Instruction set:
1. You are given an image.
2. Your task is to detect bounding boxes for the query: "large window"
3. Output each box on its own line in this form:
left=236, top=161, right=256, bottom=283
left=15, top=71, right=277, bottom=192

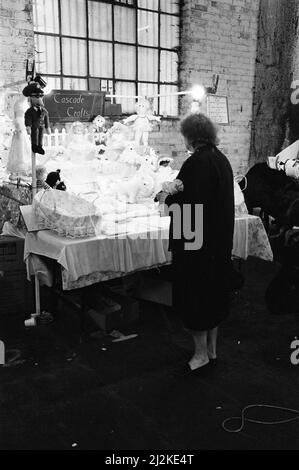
left=33, top=0, right=180, bottom=116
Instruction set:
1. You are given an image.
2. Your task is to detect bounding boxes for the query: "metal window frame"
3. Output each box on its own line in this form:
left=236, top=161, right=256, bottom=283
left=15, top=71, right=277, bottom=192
left=33, top=0, right=181, bottom=115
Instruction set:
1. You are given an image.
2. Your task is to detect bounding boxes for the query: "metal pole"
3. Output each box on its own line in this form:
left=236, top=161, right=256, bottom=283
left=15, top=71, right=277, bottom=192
left=31, top=151, right=37, bottom=197
left=32, top=151, right=41, bottom=321
left=34, top=273, right=41, bottom=317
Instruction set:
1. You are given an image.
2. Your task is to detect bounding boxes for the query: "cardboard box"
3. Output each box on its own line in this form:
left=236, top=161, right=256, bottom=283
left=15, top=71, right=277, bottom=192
left=87, top=292, right=139, bottom=332
left=54, top=289, right=139, bottom=333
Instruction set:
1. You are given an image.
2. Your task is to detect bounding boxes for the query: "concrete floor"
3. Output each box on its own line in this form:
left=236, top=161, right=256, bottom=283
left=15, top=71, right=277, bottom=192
left=0, top=257, right=299, bottom=450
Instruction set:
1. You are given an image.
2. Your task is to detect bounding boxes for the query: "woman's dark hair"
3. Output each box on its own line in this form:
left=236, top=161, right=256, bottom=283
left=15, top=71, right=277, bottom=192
left=180, top=113, right=218, bottom=148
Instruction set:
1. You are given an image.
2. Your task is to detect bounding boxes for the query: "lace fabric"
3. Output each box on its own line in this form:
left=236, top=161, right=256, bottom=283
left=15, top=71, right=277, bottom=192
left=33, top=188, right=101, bottom=238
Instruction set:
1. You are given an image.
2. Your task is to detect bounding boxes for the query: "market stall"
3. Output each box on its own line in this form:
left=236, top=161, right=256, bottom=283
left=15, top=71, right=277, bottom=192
left=0, top=78, right=274, bottom=328
left=24, top=214, right=272, bottom=292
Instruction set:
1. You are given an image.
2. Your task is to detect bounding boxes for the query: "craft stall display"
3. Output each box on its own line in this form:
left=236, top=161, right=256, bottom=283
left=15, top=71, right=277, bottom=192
left=0, top=83, right=274, bottom=327
left=29, top=98, right=179, bottom=236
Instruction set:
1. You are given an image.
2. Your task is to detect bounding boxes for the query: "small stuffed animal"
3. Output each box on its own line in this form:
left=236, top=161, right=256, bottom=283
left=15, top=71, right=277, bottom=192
left=119, top=142, right=143, bottom=166
left=111, top=173, right=155, bottom=203
left=139, top=148, right=158, bottom=173
left=45, top=169, right=67, bottom=191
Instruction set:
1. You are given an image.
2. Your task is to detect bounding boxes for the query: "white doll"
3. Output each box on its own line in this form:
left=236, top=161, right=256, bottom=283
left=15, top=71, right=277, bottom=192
left=64, top=121, right=97, bottom=162
left=92, top=115, right=106, bottom=146
left=123, top=99, right=161, bottom=147
left=6, top=94, right=31, bottom=180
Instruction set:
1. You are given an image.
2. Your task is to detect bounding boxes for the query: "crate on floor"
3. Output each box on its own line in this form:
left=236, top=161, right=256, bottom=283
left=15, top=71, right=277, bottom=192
left=87, top=291, right=139, bottom=332
left=0, top=236, right=25, bottom=272
left=0, top=236, right=33, bottom=315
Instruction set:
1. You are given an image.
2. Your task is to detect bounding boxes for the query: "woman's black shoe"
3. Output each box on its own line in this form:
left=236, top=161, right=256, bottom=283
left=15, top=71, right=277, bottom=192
left=173, top=361, right=211, bottom=378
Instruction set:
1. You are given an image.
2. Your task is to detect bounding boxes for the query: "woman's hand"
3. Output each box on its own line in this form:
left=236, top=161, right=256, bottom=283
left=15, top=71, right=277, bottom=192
left=154, top=191, right=168, bottom=203
left=162, top=179, right=184, bottom=195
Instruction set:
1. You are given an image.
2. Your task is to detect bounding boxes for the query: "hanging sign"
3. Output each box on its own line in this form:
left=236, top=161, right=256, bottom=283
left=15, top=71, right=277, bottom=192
left=43, top=90, right=105, bottom=123
left=207, top=95, right=229, bottom=124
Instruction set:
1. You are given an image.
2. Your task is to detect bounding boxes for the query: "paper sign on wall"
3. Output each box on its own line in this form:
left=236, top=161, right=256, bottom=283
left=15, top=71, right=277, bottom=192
left=207, top=95, right=229, bottom=124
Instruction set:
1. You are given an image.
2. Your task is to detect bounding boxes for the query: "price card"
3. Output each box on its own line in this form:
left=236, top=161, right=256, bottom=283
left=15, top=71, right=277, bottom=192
left=207, top=95, right=229, bottom=124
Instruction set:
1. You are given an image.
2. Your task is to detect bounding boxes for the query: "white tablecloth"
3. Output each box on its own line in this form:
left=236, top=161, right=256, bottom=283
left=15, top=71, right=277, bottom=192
left=24, top=214, right=273, bottom=290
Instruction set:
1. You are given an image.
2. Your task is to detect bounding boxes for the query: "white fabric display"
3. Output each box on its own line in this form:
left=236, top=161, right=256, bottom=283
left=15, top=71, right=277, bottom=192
left=25, top=214, right=273, bottom=290
left=232, top=215, right=249, bottom=259
left=1, top=221, right=26, bottom=238
left=234, top=179, right=248, bottom=217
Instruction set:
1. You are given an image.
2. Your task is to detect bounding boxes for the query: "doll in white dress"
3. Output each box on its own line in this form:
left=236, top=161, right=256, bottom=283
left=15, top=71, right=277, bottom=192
left=64, top=121, right=97, bottom=162
left=123, top=99, right=160, bottom=148
left=7, top=94, right=31, bottom=181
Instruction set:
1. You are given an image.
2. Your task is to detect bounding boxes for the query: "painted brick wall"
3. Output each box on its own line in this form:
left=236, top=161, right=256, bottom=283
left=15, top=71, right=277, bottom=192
left=179, top=0, right=260, bottom=176
left=0, top=0, right=34, bottom=88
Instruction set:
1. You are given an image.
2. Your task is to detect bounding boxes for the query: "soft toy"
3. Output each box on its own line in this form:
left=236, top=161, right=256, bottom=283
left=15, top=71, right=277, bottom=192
left=119, top=142, right=143, bottom=166
left=45, top=169, right=66, bottom=191
left=106, top=122, right=130, bottom=151
left=136, top=173, right=156, bottom=201
left=99, top=122, right=130, bottom=162
left=111, top=173, right=155, bottom=203
left=93, top=115, right=106, bottom=146
left=154, top=158, right=178, bottom=194
left=23, top=82, right=50, bottom=155
left=158, top=156, right=174, bottom=168
left=123, top=99, right=161, bottom=147
left=98, top=153, right=119, bottom=174
left=138, top=148, right=159, bottom=173
left=93, top=115, right=106, bottom=130
left=64, top=121, right=97, bottom=162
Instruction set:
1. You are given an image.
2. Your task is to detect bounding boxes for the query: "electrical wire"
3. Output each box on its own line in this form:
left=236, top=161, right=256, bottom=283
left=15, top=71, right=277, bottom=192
left=222, top=404, right=299, bottom=433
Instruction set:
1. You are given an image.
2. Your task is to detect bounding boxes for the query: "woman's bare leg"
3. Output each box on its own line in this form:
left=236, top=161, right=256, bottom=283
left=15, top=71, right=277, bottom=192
left=189, top=330, right=209, bottom=370
left=207, top=327, right=218, bottom=359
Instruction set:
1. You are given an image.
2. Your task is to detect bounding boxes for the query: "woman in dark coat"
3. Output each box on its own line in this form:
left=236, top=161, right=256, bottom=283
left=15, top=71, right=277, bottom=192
left=156, top=113, right=234, bottom=375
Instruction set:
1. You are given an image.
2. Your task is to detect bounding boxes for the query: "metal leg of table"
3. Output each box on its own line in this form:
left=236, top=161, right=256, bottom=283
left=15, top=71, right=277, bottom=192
left=24, top=274, right=41, bottom=327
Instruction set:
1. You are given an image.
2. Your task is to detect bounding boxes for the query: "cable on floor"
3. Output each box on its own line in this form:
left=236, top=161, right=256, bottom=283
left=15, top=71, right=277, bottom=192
left=222, top=404, right=299, bottom=433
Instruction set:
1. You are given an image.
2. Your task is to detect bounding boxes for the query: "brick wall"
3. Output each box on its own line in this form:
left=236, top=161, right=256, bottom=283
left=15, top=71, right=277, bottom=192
left=0, top=0, right=34, bottom=89
left=179, top=0, right=260, bottom=176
